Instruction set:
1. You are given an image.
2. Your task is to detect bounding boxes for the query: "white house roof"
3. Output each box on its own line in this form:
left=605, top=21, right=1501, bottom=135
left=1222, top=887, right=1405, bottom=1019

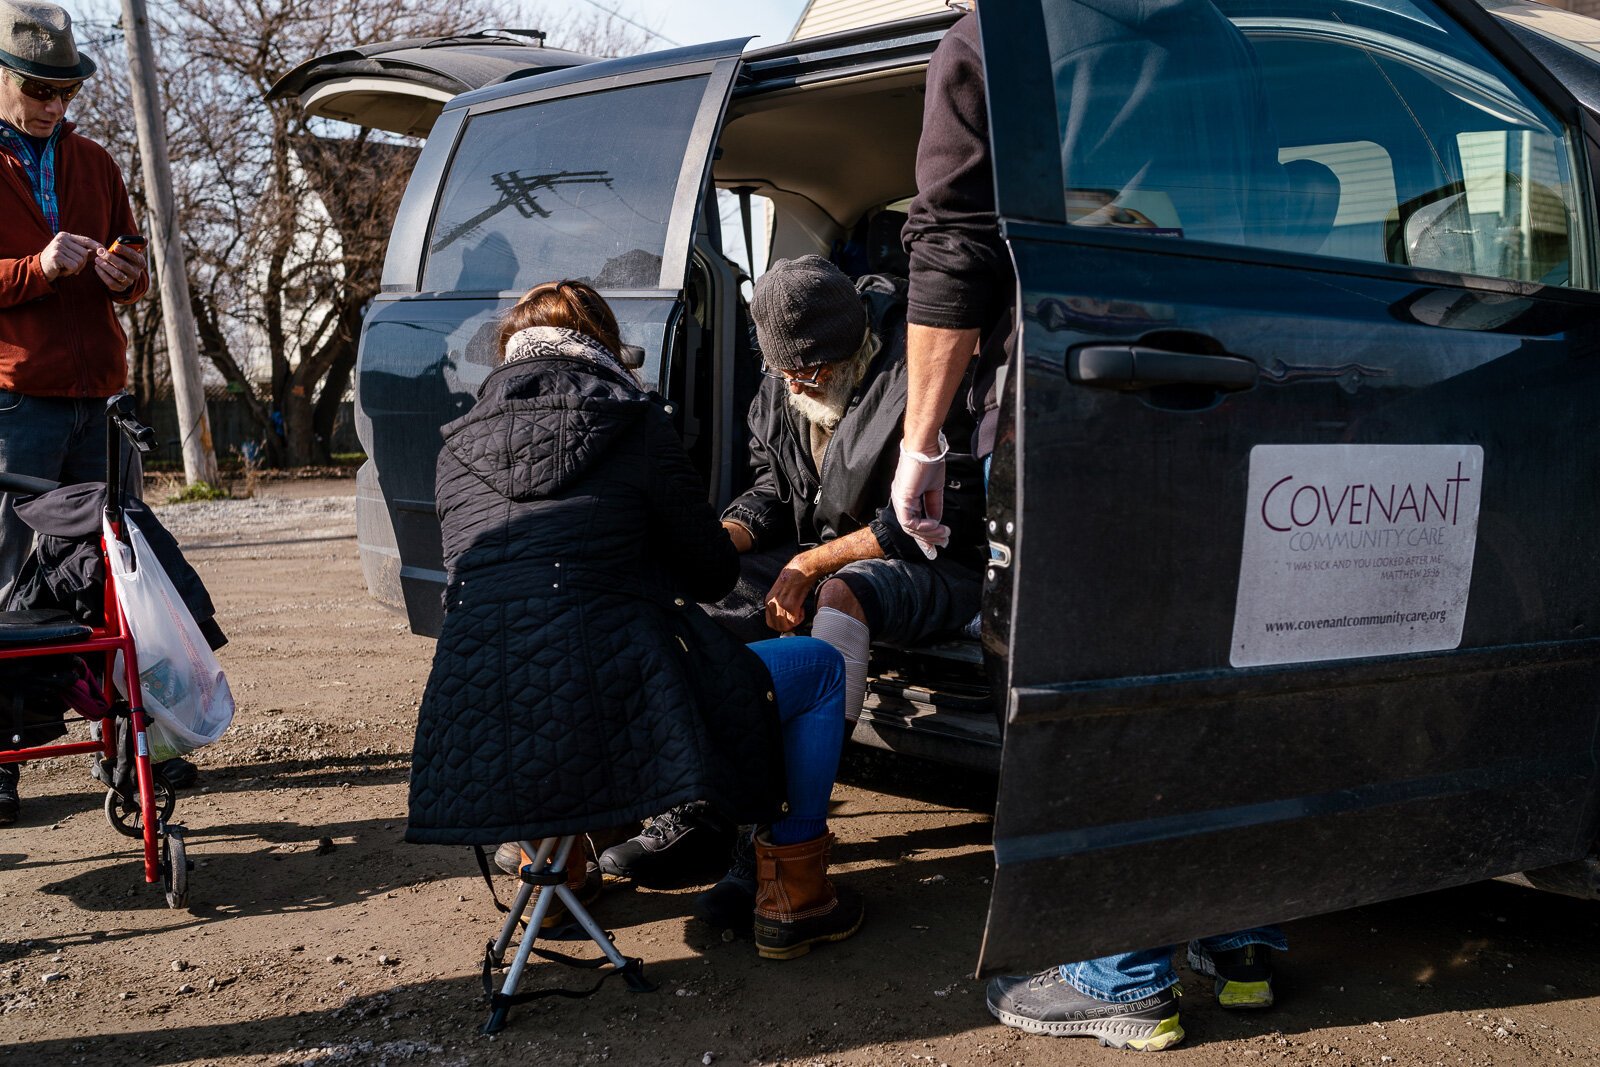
left=790, top=0, right=951, bottom=41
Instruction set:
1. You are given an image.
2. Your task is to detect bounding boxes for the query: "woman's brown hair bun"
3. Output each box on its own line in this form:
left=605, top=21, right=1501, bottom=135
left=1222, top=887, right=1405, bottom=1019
left=497, top=279, right=624, bottom=362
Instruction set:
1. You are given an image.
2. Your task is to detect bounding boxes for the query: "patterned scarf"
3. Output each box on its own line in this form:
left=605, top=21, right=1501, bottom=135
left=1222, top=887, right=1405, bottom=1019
left=0, top=119, right=63, bottom=233
left=502, top=326, right=637, bottom=384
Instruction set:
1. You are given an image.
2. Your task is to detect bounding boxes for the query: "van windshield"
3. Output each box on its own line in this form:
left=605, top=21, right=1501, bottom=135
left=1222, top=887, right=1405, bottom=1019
left=423, top=76, right=708, bottom=293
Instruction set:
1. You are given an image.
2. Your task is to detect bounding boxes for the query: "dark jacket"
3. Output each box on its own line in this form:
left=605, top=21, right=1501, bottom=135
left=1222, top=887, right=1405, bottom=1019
left=4, top=484, right=226, bottom=650
left=902, top=16, right=1009, bottom=338
left=901, top=16, right=1013, bottom=455
left=406, top=331, right=785, bottom=845
left=722, top=275, right=985, bottom=569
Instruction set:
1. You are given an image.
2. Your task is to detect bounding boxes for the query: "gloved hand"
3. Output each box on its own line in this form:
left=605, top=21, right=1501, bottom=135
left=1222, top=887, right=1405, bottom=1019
left=891, top=434, right=951, bottom=560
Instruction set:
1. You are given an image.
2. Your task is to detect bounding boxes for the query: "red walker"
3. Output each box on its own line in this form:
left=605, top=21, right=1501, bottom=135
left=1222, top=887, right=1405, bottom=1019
left=0, top=393, right=189, bottom=907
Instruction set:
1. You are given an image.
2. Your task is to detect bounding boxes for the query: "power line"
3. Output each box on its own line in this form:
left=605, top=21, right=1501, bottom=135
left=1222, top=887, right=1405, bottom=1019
left=572, top=0, right=680, bottom=47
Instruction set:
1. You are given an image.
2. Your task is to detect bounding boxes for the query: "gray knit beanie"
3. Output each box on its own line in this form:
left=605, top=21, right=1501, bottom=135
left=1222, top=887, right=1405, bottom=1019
left=751, top=255, right=866, bottom=371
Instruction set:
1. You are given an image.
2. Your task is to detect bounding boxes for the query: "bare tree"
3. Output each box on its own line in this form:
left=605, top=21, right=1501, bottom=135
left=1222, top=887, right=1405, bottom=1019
left=74, top=1, right=652, bottom=466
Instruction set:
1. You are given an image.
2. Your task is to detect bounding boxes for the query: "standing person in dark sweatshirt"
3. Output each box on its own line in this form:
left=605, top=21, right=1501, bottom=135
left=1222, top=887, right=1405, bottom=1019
left=892, top=4, right=1010, bottom=544
left=0, top=1, right=151, bottom=827
left=894, top=1, right=1288, bottom=1051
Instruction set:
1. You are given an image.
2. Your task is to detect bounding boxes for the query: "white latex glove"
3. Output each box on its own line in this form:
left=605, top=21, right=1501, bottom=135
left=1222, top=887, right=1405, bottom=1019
left=891, top=433, right=951, bottom=560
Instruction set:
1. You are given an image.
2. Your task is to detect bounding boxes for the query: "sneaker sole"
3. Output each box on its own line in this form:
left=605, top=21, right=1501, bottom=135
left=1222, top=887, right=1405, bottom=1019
left=985, top=1001, right=1185, bottom=1050
left=1187, top=947, right=1275, bottom=1010
left=755, top=906, right=865, bottom=960
left=1216, top=980, right=1274, bottom=1009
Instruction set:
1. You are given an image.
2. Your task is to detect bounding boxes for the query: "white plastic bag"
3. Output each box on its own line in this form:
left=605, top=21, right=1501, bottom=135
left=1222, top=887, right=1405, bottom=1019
left=104, top=514, right=234, bottom=761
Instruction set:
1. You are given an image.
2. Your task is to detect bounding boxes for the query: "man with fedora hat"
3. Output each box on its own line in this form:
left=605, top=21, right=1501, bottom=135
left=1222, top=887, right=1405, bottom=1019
left=0, top=0, right=149, bottom=826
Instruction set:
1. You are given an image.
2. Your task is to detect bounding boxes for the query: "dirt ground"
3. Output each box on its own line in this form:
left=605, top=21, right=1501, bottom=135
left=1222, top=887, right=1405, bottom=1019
left=2, top=478, right=1598, bottom=1067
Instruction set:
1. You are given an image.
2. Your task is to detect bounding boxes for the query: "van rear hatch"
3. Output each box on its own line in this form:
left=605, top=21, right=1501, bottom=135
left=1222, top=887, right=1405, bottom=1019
left=267, top=31, right=594, bottom=137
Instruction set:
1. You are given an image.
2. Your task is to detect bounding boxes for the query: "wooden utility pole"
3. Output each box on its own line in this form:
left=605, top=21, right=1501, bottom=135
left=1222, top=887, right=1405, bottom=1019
left=118, top=0, right=218, bottom=485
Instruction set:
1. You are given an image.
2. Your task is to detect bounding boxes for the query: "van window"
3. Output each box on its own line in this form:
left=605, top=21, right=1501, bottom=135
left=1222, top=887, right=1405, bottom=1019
left=1040, top=0, right=1589, bottom=288
left=424, top=77, right=708, bottom=293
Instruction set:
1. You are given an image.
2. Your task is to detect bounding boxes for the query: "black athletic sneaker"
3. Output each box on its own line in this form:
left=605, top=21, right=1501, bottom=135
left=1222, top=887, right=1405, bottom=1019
left=0, top=763, right=17, bottom=828
left=986, top=967, right=1184, bottom=1050
left=692, top=825, right=757, bottom=932
left=597, top=802, right=734, bottom=887
left=1187, top=942, right=1276, bottom=1009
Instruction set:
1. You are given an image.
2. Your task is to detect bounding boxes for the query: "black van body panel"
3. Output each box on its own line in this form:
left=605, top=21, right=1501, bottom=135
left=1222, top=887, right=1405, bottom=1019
left=976, top=0, right=1600, bottom=973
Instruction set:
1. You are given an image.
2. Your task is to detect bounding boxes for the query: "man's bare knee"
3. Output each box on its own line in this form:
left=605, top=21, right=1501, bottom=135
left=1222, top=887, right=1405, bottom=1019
left=817, top=578, right=867, bottom=624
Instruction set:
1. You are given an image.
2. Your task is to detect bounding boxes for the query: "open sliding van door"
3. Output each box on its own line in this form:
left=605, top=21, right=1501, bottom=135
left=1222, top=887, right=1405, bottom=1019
left=355, top=41, right=749, bottom=634
left=976, top=0, right=1600, bottom=974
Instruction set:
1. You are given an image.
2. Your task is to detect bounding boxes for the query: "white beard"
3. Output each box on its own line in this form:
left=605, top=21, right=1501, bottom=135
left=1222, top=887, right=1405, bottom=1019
left=783, top=339, right=875, bottom=430
left=787, top=386, right=848, bottom=430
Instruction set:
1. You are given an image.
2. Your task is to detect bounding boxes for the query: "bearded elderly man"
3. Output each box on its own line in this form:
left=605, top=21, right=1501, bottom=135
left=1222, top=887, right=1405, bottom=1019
left=714, top=255, right=984, bottom=677
left=0, top=1, right=149, bottom=826
left=598, top=255, right=984, bottom=894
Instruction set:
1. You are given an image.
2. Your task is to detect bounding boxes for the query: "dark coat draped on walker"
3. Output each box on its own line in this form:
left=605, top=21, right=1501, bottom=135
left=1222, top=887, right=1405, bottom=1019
left=406, top=327, right=785, bottom=845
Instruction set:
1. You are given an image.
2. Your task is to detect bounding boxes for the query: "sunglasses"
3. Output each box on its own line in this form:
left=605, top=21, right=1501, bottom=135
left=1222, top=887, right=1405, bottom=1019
left=763, top=364, right=831, bottom=388
left=7, top=71, right=82, bottom=104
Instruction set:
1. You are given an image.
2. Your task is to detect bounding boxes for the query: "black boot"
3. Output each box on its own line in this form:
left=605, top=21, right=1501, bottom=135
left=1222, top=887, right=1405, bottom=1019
left=0, top=763, right=18, bottom=827
left=692, top=825, right=757, bottom=933
left=597, top=801, right=734, bottom=887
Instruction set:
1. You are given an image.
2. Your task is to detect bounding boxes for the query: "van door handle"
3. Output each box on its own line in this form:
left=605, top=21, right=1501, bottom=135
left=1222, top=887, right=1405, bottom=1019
left=1067, top=344, right=1258, bottom=392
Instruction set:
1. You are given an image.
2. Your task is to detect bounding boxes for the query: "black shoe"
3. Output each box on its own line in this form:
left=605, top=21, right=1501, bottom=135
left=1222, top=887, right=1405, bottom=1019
left=692, top=825, right=757, bottom=932
left=156, top=757, right=198, bottom=789
left=985, top=967, right=1185, bottom=1050
left=92, top=756, right=197, bottom=790
left=1187, top=942, right=1276, bottom=1009
left=597, top=802, right=734, bottom=887
left=0, top=763, right=17, bottom=827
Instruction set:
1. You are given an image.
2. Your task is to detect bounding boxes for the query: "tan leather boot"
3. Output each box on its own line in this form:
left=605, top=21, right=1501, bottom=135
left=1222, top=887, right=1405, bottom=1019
left=753, top=831, right=864, bottom=959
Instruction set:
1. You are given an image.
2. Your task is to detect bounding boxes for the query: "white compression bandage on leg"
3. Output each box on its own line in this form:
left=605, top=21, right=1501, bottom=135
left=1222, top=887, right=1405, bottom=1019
left=810, top=605, right=872, bottom=724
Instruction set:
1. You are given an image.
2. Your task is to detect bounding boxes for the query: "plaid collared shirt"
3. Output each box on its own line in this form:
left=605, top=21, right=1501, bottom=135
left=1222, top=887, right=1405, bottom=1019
left=0, top=119, right=63, bottom=233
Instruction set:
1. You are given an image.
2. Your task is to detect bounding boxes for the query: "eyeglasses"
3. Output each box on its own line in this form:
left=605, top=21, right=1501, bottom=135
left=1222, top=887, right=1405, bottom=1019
left=7, top=71, right=83, bottom=104
left=762, top=364, right=829, bottom=388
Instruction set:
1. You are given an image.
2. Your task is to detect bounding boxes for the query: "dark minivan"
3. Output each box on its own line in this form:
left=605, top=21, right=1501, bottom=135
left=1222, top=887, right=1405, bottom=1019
left=275, top=0, right=1600, bottom=974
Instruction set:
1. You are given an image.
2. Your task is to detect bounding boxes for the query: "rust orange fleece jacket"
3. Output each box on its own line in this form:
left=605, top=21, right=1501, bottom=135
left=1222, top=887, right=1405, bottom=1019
left=0, top=121, right=147, bottom=397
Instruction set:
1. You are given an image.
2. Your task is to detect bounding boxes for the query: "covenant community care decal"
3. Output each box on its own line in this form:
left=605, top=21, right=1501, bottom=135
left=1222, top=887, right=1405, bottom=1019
left=1230, top=444, right=1483, bottom=668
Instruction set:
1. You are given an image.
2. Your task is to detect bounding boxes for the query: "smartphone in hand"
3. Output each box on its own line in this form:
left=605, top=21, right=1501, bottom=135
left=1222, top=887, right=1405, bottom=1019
left=107, top=234, right=147, bottom=257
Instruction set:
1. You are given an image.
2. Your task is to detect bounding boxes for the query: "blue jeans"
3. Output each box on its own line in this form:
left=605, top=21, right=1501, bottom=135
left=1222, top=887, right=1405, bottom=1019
left=0, top=393, right=113, bottom=601
left=1062, top=928, right=1288, bottom=1001
left=748, top=637, right=845, bottom=845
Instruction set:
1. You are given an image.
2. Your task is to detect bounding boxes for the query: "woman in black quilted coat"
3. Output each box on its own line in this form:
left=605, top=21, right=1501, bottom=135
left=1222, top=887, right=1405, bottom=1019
left=407, top=281, right=863, bottom=959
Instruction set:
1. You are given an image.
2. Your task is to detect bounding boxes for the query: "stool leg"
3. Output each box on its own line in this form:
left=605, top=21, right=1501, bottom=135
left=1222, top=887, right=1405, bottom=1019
left=550, top=883, right=628, bottom=969
left=484, top=836, right=573, bottom=1035
left=488, top=881, right=536, bottom=966
left=487, top=839, right=555, bottom=964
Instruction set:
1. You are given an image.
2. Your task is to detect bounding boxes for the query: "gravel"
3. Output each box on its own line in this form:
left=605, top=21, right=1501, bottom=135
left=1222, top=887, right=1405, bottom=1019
left=153, top=494, right=355, bottom=540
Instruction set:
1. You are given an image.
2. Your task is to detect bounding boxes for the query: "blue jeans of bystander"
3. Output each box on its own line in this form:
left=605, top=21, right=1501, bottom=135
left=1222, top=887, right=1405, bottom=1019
left=0, top=393, right=115, bottom=600
left=1062, top=928, right=1289, bottom=1002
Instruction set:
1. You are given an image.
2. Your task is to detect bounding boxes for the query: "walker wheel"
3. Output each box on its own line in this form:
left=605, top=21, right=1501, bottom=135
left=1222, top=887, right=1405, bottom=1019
left=162, top=826, right=189, bottom=909
left=104, top=775, right=176, bottom=839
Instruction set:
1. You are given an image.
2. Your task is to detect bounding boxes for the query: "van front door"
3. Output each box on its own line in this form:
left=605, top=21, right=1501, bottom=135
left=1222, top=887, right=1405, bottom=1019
left=977, top=0, right=1600, bottom=974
